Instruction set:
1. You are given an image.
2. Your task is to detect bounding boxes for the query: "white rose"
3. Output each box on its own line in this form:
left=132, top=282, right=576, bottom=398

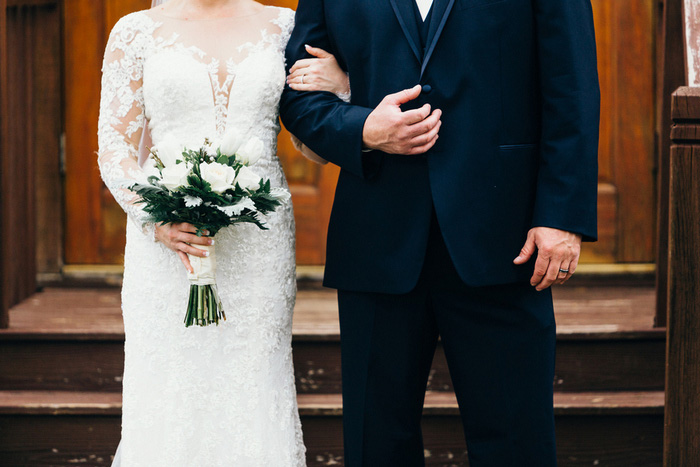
left=234, top=166, right=262, bottom=191
left=200, top=162, right=236, bottom=193
left=236, top=137, right=265, bottom=165
left=160, top=163, right=191, bottom=190
left=219, top=129, right=246, bottom=156
left=154, top=137, right=184, bottom=167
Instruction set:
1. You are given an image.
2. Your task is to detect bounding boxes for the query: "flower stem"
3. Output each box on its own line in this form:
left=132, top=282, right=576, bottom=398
left=197, top=286, right=204, bottom=326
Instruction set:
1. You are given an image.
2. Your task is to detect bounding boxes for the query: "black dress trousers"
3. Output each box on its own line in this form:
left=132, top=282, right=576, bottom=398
left=337, top=209, right=558, bottom=467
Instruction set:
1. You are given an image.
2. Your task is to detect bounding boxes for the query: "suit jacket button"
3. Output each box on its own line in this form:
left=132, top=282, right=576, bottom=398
left=421, top=84, right=433, bottom=94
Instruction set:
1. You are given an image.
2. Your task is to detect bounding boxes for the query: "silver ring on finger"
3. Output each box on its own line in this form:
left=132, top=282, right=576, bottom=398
left=559, top=268, right=569, bottom=274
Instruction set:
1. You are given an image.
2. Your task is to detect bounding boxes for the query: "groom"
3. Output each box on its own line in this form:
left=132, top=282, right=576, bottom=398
left=281, top=0, right=599, bottom=465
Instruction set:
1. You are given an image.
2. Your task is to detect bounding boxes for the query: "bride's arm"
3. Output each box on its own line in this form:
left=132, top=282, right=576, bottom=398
left=97, top=16, right=154, bottom=236
left=98, top=15, right=208, bottom=269
left=285, top=45, right=351, bottom=165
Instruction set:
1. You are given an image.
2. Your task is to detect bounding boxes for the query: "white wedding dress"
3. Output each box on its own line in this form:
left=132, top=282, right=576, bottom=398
left=97, top=6, right=306, bottom=466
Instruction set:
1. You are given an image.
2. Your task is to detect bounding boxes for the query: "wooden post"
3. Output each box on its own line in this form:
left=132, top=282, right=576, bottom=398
left=664, top=86, right=700, bottom=466
left=0, top=0, right=9, bottom=329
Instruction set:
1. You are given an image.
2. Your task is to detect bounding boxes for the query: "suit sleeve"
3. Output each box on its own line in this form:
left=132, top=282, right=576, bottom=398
left=531, top=0, right=600, bottom=242
left=279, top=0, right=376, bottom=179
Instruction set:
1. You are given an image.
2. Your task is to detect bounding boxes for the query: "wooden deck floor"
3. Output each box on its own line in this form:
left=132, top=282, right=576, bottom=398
left=2, top=285, right=658, bottom=338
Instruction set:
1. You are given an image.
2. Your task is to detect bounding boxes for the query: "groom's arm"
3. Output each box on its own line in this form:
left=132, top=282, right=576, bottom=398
left=279, top=0, right=374, bottom=179
left=530, top=0, right=600, bottom=241
left=513, top=0, right=600, bottom=290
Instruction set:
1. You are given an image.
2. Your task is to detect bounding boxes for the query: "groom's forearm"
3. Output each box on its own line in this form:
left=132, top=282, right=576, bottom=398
left=280, top=90, right=374, bottom=178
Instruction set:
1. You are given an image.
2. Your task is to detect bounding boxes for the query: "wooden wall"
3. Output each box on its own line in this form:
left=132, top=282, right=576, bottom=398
left=0, top=0, right=661, bottom=275
left=0, top=0, right=62, bottom=326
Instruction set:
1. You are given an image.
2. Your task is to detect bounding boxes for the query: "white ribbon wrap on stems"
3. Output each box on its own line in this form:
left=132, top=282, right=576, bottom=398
left=187, top=244, right=217, bottom=286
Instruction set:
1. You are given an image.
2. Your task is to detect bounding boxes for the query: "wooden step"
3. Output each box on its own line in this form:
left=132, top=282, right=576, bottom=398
left=0, top=287, right=664, bottom=394
left=293, top=330, right=666, bottom=394
left=0, top=390, right=664, bottom=467
left=0, top=332, right=665, bottom=394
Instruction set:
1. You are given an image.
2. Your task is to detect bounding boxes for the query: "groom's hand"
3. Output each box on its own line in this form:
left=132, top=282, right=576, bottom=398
left=513, top=227, right=582, bottom=291
left=362, top=85, right=442, bottom=155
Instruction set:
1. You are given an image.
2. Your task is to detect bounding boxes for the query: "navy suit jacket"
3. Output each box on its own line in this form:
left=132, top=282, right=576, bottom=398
left=279, top=0, right=600, bottom=293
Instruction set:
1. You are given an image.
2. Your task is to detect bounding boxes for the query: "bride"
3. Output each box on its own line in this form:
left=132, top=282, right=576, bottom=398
left=98, top=0, right=348, bottom=465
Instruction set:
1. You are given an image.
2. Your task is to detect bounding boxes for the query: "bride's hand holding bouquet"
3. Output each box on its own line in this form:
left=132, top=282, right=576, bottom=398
left=154, top=222, right=211, bottom=275
left=132, top=131, right=290, bottom=327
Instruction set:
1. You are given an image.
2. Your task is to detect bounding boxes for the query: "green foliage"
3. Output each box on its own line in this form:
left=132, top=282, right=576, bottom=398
left=131, top=142, right=286, bottom=237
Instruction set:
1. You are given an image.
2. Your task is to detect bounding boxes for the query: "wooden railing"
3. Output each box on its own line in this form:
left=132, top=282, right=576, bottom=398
left=664, top=86, right=700, bottom=465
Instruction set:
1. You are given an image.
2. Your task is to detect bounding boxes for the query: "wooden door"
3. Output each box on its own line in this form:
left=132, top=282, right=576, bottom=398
left=62, top=0, right=335, bottom=265
left=62, top=0, right=657, bottom=266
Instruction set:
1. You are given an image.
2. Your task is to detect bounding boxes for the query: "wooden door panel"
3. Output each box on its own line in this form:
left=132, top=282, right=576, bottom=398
left=582, top=0, right=656, bottom=263
left=609, top=0, right=656, bottom=262
left=63, top=0, right=112, bottom=264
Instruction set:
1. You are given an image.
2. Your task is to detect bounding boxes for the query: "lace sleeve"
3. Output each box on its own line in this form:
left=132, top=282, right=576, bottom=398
left=97, top=14, right=155, bottom=239
left=274, top=8, right=296, bottom=55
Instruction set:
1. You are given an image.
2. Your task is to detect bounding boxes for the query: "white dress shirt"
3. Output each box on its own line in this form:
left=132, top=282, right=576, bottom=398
left=415, top=0, right=434, bottom=21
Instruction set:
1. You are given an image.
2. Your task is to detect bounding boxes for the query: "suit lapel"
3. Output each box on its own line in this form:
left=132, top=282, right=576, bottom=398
left=388, top=0, right=423, bottom=64
left=421, top=0, right=455, bottom=77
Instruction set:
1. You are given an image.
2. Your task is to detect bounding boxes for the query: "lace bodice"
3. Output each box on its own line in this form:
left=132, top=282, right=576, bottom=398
left=97, top=6, right=295, bottom=235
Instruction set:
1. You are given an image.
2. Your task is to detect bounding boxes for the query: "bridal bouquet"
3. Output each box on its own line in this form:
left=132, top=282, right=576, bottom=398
left=131, top=132, right=290, bottom=327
